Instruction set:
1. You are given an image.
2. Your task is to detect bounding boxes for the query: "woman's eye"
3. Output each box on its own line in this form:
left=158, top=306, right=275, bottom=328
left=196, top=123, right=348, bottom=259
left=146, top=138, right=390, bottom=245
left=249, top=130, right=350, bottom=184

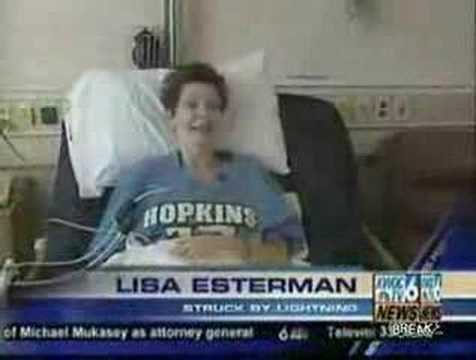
left=185, top=101, right=198, bottom=109
left=181, top=99, right=221, bottom=112
left=206, top=102, right=221, bottom=111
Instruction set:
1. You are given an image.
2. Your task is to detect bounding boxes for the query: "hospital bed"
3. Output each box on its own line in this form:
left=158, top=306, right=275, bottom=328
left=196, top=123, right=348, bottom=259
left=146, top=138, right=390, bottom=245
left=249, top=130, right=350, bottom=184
left=2, top=66, right=475, bottom=357
left=44, top=94, right=366, bottom=267
left=0, top=64, right=374, bottom=291
left=3, top=64, right=475, bottom=282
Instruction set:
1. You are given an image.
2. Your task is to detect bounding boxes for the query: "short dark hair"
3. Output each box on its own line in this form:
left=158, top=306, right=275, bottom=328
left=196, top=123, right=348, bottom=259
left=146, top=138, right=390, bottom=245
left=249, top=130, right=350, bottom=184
left=161, top=62, right=228, bottom=115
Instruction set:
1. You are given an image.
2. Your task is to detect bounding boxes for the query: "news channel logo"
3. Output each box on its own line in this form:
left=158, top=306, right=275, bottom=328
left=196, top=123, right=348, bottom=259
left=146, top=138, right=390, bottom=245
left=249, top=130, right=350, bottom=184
left=373, top=272, right=442, bottom=323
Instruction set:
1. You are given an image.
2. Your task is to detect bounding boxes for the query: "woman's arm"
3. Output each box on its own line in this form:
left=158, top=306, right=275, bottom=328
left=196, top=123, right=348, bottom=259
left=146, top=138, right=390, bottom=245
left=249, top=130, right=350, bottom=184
left=167, top=234, right=288, bottom=265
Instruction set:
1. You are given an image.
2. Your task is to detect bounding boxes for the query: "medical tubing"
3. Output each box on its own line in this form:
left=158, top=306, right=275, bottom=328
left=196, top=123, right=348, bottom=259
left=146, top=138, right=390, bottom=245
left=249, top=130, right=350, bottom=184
left=11, top=233, right=125, bottom=287
left=13, top=215, right=154, bottom=273
left=47, top=218, right=97, bottom=233
left=7, top=190, right=153, bottom=286
left=14, top=230, right=154, bottom=287
left=10, top=266, right=87, bottom=287
left=84, top=232, right=126, bottom=269
left=10, top=222, right=124, bottom=271
left=127, top=231, right=154, bottom=246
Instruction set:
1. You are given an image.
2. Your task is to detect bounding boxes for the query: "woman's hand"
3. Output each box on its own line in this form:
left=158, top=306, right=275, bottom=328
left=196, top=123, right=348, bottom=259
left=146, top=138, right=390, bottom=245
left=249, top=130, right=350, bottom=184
left=168, top=235, right=288, bottom=265
left=248, top=236, right=288, bottom=265
left=168, top=235, right=248, bottom=265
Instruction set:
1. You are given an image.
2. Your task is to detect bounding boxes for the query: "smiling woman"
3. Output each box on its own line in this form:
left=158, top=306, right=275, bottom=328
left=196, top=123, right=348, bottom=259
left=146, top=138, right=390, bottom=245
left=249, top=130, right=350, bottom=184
left=163, top=64, right=228, bottom=183
left=88, top=63, right=307, bottom=267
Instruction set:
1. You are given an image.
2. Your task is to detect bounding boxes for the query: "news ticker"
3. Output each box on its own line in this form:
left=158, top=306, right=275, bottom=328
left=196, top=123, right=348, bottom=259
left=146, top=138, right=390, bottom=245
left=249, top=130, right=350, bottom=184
left=3, top=271, right=476, bottom=339
left=2, top=321, right=476, bottom=342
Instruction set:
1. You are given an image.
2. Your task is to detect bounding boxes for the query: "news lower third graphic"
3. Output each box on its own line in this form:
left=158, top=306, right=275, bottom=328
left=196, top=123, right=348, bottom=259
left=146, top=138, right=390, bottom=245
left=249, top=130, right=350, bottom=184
left=373, top=272, right=443, bottom=339
left=5, top=270, right=476, bottom=356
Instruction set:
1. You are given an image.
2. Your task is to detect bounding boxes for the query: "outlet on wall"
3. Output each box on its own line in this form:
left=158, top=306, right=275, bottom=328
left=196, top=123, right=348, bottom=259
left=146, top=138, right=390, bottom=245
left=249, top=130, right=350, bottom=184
left=393, top=95, right=411, bottom=121
left=374, top=95, right=391, bottom=122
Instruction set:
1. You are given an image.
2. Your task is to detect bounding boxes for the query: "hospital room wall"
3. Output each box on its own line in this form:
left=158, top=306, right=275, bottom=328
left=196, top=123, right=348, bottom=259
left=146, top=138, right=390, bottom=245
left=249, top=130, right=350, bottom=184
left=0, top=0, right=164, bottom=89
left=0, top=0, right=165, bottom=256
left=180, top=0, right=474, bottom=164
left=181, top=0, right=473, bottom=87
left=180, top=0, right=475, bottom=265
left=0, top=0, right=165, bottom=182
left=180, top=0, right=474, bottom=157
left=0, top=0, right=165, bottom=168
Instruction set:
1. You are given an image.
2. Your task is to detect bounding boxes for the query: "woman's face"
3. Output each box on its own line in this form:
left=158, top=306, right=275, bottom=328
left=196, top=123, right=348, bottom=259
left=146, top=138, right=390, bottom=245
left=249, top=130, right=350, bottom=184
left=171, top=82, right=224, bottom=153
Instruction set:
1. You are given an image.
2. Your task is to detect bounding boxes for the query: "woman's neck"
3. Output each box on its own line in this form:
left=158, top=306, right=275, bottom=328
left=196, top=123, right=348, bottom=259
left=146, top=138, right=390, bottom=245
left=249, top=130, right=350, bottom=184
left=180, top=147, right=219, bottom=183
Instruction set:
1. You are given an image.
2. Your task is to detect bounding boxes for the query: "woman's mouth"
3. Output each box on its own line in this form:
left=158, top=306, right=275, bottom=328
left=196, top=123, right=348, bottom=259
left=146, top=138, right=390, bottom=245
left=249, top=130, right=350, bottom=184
left=190, top=124, right=211, bottom=134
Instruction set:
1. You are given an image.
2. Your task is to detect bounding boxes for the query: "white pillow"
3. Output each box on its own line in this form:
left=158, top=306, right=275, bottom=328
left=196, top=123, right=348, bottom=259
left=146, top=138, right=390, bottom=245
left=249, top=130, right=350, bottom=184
left=66, top=69, right=174, bottom=198
left=217, top=51, right=290, bottom=174
left=67, top=51, right=288, bottom=198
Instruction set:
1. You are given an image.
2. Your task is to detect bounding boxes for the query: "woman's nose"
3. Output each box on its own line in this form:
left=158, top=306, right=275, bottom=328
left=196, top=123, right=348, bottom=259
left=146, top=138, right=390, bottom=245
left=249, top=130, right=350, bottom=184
left=195, top=103, right=210, bottom=117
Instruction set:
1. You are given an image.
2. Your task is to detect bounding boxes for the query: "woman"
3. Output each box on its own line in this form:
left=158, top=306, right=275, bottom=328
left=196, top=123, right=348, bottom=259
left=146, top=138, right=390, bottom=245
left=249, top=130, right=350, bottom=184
left=89, top=63, right=306, bottom=266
